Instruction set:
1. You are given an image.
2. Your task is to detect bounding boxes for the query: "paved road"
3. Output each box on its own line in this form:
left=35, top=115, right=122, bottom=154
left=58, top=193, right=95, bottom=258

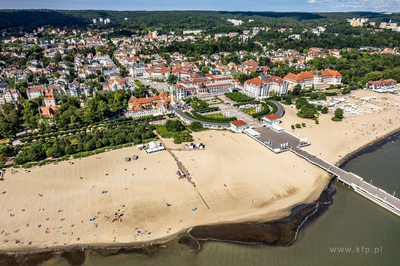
left=270, top=100, right=285, bottom=117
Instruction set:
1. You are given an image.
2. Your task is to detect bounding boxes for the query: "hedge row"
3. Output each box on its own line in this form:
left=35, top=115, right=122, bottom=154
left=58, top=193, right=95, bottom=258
left=252, top=102, right=271, bottom=119
left=325, top=92, right=338, bottom=96
left=224, top=92, right=255, bottom=102
left=233, top=101, right=260, bottom=107
left=195, top=107, right=219, bottom=113
left=265, top=100, right=278, bottom=114
left=135, top=114, right=164, bottom=122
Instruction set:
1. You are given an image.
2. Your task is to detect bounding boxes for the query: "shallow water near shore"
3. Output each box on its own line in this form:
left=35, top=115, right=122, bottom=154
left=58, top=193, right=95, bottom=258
left=7, top=133, right=400, bottom=266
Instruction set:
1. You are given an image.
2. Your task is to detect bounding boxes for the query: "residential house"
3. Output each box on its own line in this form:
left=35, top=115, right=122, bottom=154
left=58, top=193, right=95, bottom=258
left=40, top=105, right=59, bottom=118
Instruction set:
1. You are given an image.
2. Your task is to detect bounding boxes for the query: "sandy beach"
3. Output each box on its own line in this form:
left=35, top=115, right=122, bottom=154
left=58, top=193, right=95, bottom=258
left=1, top=89, right=399, bottom=252
left=0, top=130, right=328, bottom=252
left=280, top=90, right=400, bottom=164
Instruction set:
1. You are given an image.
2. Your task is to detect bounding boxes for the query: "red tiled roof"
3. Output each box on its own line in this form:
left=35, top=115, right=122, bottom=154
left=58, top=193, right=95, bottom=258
left=39, top=105, right=59, bottom=118
left=368, top=79, right=397, bottom=86
left=283, top=70, right=341, bottom=83
left=245, top=77, right=263, bottom=86
left=245, top=76, right=283, bottom=86
left=231, top=120, right=247, bottom=127
left=190, top=73, right=202, bottom=79
left=243, top=61, right=259, bottom=67
left=146, top=67, right=170, bottom=73
left=265, top=114, right=280, bottom=120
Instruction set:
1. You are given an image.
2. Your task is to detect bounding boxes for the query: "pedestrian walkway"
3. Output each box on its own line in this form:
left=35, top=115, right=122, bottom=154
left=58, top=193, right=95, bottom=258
left=290, top=147, right=400, bottom=217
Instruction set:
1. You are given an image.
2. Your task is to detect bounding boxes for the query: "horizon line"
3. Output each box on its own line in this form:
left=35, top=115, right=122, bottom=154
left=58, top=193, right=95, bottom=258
left=0, top=9, right=398, bottom=14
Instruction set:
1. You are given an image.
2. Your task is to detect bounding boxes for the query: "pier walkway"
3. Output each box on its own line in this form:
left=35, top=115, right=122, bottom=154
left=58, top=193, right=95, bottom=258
left=290, top=147, right=400, bottom=217
left=244, top=125, right=400, bottom=217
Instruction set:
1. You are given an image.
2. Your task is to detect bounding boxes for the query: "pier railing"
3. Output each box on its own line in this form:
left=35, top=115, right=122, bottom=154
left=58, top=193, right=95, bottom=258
left=290, top=147, right=400, bottom=217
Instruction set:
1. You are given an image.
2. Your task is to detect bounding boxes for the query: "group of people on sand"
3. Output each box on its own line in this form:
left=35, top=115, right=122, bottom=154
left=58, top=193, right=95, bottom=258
left=0, top=161, right=163, bottom=249
left=2, top=207, right=104, bottom=247
left=136, top=226, right=152, bottom=237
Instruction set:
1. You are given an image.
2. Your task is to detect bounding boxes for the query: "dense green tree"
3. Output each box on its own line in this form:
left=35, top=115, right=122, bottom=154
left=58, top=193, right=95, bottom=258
left=292, top=84, right=302, bottom=96
left=188, top=121, right=203, bottom=131
left=0, top=145, right=13, bottom=156
left=334, top=108, right=344, bottom=119
left=113, top=89, right=127, bottom=103
left=166, top=119, right=185, bottom=132
left=167, top=75, right=178, bottom=84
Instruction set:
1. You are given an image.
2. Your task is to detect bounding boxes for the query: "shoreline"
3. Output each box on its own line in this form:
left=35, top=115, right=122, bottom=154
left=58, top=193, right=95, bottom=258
left=0, top=180, right=336, bottom=265
left=336, top=125, right=400, bottom=168
left=0, top=126, right=398, bottom=265
left=2, top=90, right=400, bottom=262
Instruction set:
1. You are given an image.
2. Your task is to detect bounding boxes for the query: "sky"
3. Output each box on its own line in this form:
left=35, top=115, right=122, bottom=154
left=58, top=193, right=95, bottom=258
left=1, top=0, right=399, bottom=12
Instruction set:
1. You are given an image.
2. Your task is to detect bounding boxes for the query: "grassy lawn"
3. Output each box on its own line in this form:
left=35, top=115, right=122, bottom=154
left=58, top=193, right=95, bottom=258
left=205, top=113, right=224, bottom=118
left=242, top=107, right=262, bottom=116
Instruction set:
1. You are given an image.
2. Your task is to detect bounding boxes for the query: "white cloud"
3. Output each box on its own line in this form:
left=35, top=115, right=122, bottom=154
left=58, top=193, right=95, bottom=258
left=329, top=0, right=400, bottom=10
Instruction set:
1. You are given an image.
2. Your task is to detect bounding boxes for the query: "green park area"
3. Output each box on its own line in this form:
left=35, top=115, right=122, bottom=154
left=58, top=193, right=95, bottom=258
left=242, top=107, right=262, bottom=116
left=156, top=120, right=204, bottom=144
left=205, top=113, right=224, bottom=119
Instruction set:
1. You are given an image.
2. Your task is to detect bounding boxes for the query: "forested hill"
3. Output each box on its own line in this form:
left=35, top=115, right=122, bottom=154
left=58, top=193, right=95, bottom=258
left=1, top=10, right=399, bottom=34
left=0, top=10, right=88, bottom=29
left=0, top=10, right=327, bottom=31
